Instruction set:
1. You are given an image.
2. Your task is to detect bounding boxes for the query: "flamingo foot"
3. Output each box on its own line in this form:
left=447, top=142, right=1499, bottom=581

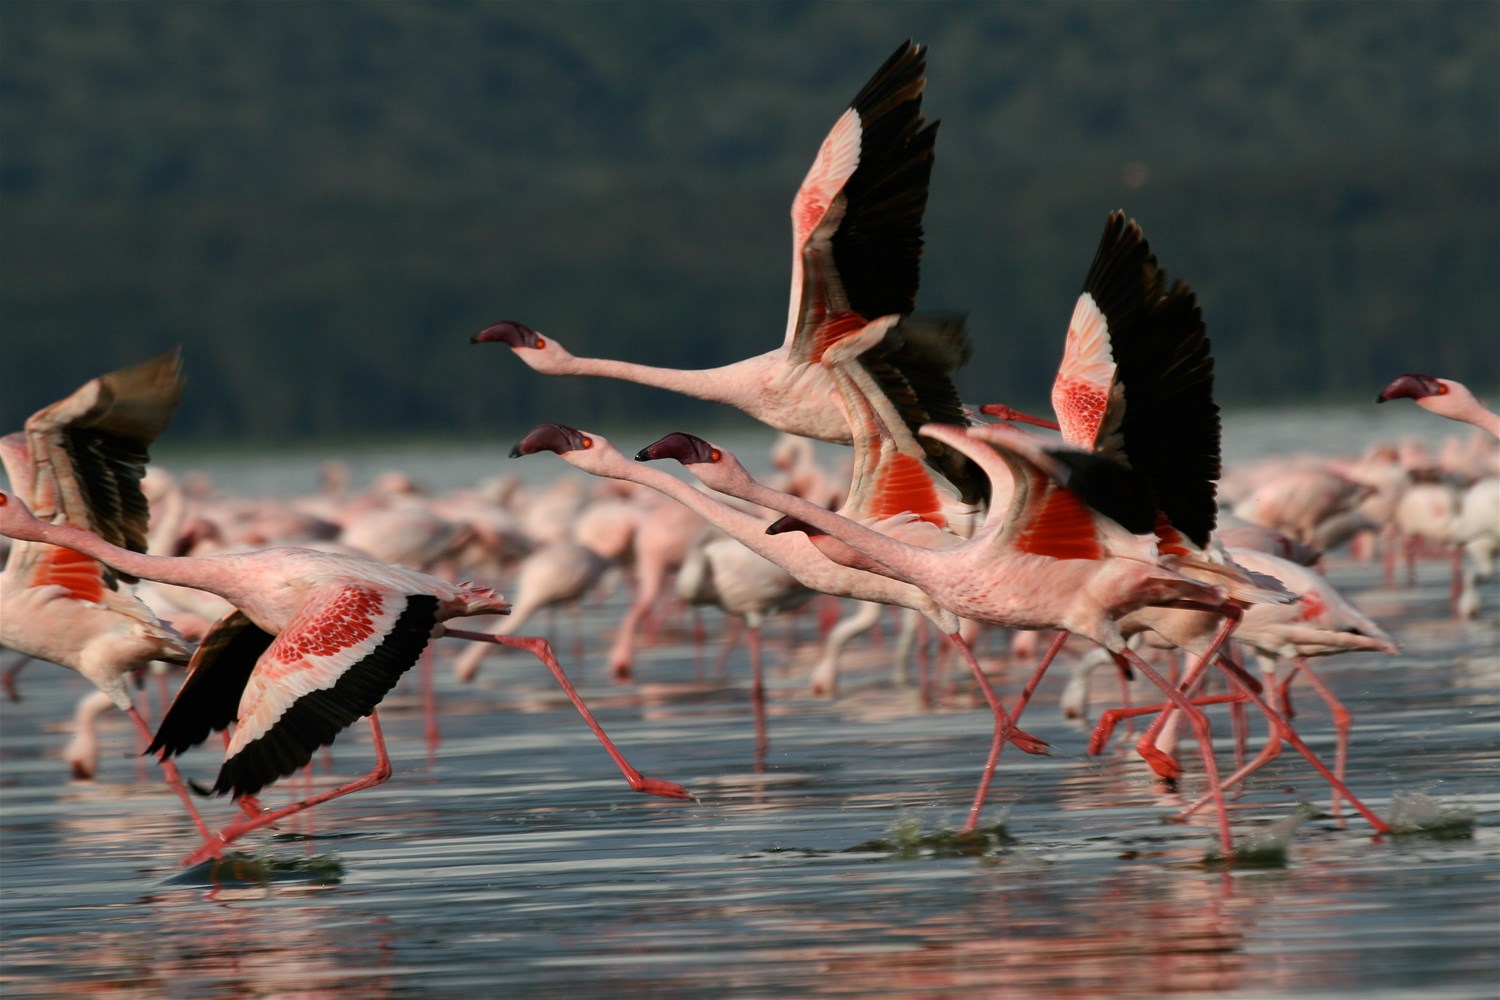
left=629, top=776, right=696, bottom=801
left=1008, top=728, right=1050, bottom=756
left=1137, top=742, right=1183, bottom=781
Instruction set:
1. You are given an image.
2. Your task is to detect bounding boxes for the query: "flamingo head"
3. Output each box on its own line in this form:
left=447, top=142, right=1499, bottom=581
left=510, top=423, right=594, bottom=458
left=472, top=320, right=545, bottom=349
left=764, top=514, right=826, bottom=538
left=0, top=491, right=44, bottom=541
left=1376, top=373, right=1448, bottom=404
left=634, top=432, right=721, bottom=466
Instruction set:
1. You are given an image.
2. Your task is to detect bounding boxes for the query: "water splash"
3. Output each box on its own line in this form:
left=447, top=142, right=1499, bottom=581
left=1388, top=791, right=1477, bottom=840
left=844, top=812, right=1016, bottom=860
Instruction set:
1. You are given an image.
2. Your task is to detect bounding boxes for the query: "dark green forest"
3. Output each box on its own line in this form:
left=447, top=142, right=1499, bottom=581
left=2, top=1, right=1496, bottom=444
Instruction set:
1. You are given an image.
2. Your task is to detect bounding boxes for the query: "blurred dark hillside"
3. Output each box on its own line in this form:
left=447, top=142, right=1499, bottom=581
left=2, top=2, right=1496, bottom=443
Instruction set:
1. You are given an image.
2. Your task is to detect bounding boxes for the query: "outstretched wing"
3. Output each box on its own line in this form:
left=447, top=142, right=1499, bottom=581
left=20, top=349, right=185, bottom=574
left=1053, top=212, right=1220, bottom=549
left=148, top=609, right=275, bottom=758
left=785, top=40, right=936, bottom=364
left=920, top=422, right=1158, bottom=561
left=823, top=318, right=976, bottom=529
left=214, top=585, right=438, bottom=797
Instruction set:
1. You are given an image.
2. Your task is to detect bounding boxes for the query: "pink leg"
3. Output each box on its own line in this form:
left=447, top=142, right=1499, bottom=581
left=1293, top=659, right=1352, bottom=820
left=443, top=628, right=692, bottom=801
left=1181, top=666, right=1387, bottom=834
left=130, top=707, right=214, bottom=843
left=2, top=654, right=29, bottom=703
left=181, top=711, right=395, bottom=866
left=1118, top=648, right=1235, bottom=857
left=1090, top=692, right=1247, bottom=759
left=710, top=617, right=743, bottom=680
left=958, top=631, right=1058, bottom=833
left=1128, top=644, right=1216, bottom=781
left=1115, top=662, right=1137, bottom=739
left=747, top=625, right=768, bottom=770
left=979, top=403, right=1061, bottom=430
left=1450, top=547, right=1464, bottom=617
left=422, top=644, right=440, bottom=759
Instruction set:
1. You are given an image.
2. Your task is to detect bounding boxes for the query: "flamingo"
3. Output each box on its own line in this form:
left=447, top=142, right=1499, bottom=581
left=451, top=537, right=612, bottom=682
left=604, top=497, right=704, bottom=680
left=0, top=490, right=691, bottom=865
left=676, top=526, right=815, bottom=762
left=983, top=214, right=1389, bottom=833
left=1089, top=547, right=1397, bottom=818
left=1377, top=374, right=1500, bottom=438
left=473, top=41, right=966, bottom=453
left=646, top=419, right=1251, bottom=851
left=511, top=424, right=1046, bottom=772
left=630, top=211, right=1322, bottom=851
left=0, top=351, right=206, bottom=822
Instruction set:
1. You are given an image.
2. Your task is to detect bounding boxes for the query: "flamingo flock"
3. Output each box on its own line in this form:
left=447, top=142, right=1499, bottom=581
left=2, top=40, right=1494, bottom=867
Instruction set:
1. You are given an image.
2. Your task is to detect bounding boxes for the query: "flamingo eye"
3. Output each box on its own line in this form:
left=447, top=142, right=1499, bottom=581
left=582, top=437, right=593, bottom=449
left=0, top=494, right=7, bottom=506
left=710, top=449, right=722, bottom=462
left=1437, top=383, right=1449, bottom=395
left=534, top=336, right=547, bottom=349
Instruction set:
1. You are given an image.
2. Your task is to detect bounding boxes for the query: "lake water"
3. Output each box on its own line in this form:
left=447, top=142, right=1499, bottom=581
left=1, top=405, right=1497, bottom=998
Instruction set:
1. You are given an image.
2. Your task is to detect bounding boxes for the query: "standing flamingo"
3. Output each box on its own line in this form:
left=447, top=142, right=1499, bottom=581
left=0, top=490, right=691, bottom=866
left=473, top=41, right=962, bottom=452
left=1377, top=374, right=1500, bottom=438
left=0, top=351, right=208, bottom=823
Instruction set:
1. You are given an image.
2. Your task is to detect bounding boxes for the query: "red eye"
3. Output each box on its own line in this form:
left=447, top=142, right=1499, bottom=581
left=534, top=336, right=547, bottom=348
left=582, top=437, right=593, bottom=449
left=710, top=449, right=722, bottom=462
left=1438, top=383, right=1449, bottom=395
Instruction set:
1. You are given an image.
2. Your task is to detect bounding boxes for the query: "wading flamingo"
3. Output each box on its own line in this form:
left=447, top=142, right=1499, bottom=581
left=0, top=491, right=691, bottom=866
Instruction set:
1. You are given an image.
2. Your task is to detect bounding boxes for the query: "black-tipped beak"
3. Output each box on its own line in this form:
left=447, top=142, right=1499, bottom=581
left=472, top=321, right=539, bottom=347
left=1377, top=372, right=1442, bottom=403
left=765, top=514, right=825, bottom=537
left=512, top=423, right=586, bottom=457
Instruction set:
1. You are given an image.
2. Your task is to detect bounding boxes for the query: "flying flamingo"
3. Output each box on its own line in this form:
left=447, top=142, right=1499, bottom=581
left=0, top=351, right=209, bottom=825
left=1377, top=374, right=1500, bottom=438
left=0, top=490, right=691, bottom=866
left=473, top=41, right=970, bottom=455
left=511, top=424, right=1047, bottom=774
left=980, top=214, right=1386, bottom=833
left=1087, top=546, right=1397, bottom=819
left=645, top=417, right=1252, bottom=851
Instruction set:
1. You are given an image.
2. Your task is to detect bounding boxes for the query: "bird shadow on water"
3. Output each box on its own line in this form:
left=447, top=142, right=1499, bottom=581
left=163, top=849, right=346, bottom=889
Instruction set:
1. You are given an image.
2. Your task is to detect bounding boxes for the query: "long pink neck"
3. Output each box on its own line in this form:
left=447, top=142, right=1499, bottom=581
left=564, top=355, right=754, bottom=407
left=708, top=466, right=937, bottom=588
left=22, top=518, right=232, bottom=598
left=587, top=450, right=799, bottom=568
left=1422, top=384, right=1500, bottom=438
left=1451, top=397, right=1500, bottom=438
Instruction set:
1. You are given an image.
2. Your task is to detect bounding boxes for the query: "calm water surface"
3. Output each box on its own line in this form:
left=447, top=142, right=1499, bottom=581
left=2, top=407, right=1497, bottom=998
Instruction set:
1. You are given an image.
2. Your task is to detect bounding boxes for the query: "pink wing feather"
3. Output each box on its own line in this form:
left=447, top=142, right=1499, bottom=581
left=229, top=582, right=410, bottom=757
